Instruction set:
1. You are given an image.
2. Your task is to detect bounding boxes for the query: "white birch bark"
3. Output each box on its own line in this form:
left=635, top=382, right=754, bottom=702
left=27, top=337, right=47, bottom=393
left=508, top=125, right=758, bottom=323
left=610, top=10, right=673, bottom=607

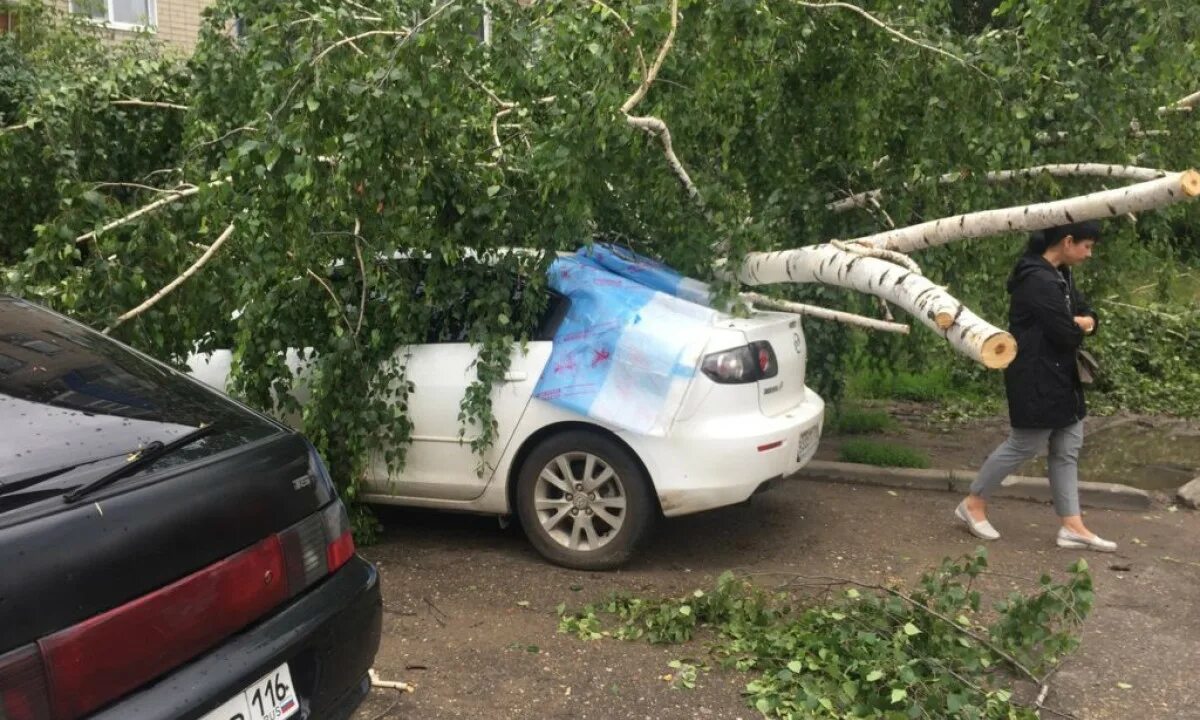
left=736, top=246, right=1016, bottom=368
left=1157, top=89, right=1200, bottom=114
left=740, top=292, right=910, bottom=334
left=848, top=170, right=1200, bottom=253
left=827, top=164, right=1169, bottom=212
left=75, top=179, right=229, bottom=244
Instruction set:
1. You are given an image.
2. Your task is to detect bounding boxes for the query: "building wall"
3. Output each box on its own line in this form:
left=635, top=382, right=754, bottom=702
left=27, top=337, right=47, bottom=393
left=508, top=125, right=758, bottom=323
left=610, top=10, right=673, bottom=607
left=152, top=0, right=211, bottom=51
left=52, top=0, right=213, bottom=52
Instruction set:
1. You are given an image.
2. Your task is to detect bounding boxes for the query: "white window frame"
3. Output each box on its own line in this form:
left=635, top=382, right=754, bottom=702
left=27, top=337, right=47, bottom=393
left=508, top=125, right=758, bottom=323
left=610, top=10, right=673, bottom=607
left=69, top=0, right=158, bottom=33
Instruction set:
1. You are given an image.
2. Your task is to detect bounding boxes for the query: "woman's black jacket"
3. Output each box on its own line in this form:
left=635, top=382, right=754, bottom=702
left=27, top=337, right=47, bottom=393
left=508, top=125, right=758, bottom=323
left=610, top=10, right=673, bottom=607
left=1003, top=254, right=1098, bottom=429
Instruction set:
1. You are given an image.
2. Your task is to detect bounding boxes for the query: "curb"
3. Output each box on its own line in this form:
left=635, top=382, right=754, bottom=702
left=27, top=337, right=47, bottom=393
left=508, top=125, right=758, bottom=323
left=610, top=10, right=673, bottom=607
left=796, top=460, right=1151, bottom=511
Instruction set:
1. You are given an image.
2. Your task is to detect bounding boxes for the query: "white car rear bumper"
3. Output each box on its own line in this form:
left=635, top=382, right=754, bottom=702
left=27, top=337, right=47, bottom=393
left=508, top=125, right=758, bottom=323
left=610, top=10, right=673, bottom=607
left=620, top=388, right=825, bottom=517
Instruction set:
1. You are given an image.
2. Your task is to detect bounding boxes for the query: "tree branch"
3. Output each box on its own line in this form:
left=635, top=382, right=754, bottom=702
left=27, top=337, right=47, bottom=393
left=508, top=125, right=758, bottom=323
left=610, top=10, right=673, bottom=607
left=625, top=115, right=702, bottom=204
left=620, top=0, right=678, bottom=114
left=741, top=292, right=910, bottom=334
left=354, top=219, right=367, bottom=336
left=848, top=170, right=1200, bottom=253
left=779, top=574, right=1041, bottom=684
left=90, top=181, right=197, bottom=194
left=794, top=1, right=983, bottom=76
left=312, top=0, right=457, bottom=65
left=830, top=239, right=922, bottom=275
left=110, top=99, right=189, bottom=110
left=827, top=164, right=1170, bottom=213
left=1157, top=89, right=1200, bottom=114
left=75, top=179, right=229, bottom=244
left=307, top=268, right=358, bottom=342
left=104, top=222, right=236, bottom=334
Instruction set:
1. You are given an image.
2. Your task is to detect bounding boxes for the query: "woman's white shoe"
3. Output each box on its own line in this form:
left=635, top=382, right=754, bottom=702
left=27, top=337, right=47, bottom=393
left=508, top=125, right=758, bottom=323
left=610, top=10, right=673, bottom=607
left=1056, top=527, right=1117, bottom=552
left=955, top=501, right=1000, bottom=541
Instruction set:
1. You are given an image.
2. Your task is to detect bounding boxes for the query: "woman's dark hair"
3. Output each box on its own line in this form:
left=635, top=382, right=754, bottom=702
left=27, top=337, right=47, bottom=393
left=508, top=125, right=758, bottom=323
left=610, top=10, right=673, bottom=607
left=1025, top=220, right=1102, bottom=255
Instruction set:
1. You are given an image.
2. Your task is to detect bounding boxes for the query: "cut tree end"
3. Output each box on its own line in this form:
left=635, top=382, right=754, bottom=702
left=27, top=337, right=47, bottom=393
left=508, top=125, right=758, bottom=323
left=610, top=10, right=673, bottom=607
left=934, top=311, right=955, bottom=330
left=1181, top=169, right=1200, bottom=197
left=981, top=333, right=1018, bottom=370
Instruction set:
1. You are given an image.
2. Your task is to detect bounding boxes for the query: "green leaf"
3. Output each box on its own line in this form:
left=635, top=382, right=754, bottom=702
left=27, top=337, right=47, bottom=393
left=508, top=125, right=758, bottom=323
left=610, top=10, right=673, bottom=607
left=903, top=623, right=921, bottom=636
left=486, top=185, right=501, bottom=197
left=787, top=660, right=804, bottom=673
left=890, top=688, right=908, bottom=704
left=866, top=670, right=884, bottom=682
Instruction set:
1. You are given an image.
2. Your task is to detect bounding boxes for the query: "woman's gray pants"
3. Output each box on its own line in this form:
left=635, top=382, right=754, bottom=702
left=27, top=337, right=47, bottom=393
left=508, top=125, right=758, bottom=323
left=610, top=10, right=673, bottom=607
left=969, top=421, right=1084, bottom=517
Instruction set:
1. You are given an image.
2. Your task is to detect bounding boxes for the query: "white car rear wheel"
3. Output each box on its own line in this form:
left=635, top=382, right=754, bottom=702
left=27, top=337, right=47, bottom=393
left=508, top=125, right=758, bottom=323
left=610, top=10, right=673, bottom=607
left=515, top=431, right=654, bottom=570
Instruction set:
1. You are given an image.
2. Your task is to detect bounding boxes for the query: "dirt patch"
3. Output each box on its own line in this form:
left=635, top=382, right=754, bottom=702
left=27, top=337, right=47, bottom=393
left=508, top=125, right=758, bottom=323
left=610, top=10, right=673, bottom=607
left=815, top=402, right=1160, bottom=474
left=351, top=479, right=1199, bottom=720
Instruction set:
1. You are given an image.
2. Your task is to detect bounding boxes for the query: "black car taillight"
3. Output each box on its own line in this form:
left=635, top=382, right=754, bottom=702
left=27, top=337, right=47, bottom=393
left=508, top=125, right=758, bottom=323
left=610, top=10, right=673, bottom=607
left=0, top=644, right=52, bottom=720
left=34, top=496, right=355, bottom=720
left=701, top=341, right=778, bottom=384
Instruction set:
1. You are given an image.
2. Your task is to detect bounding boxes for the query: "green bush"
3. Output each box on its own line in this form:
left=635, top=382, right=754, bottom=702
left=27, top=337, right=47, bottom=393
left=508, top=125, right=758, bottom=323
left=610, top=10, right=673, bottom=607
left=839, top=439, right=931, bottom=468
left=847, top=368, right=952, bottom=402
left=829, top=407, right=896, bottom=435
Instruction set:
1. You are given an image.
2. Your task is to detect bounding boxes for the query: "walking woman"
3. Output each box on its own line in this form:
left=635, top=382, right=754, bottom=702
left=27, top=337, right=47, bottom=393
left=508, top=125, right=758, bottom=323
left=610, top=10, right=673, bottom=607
left=955, top=221, right=1116, bottom=552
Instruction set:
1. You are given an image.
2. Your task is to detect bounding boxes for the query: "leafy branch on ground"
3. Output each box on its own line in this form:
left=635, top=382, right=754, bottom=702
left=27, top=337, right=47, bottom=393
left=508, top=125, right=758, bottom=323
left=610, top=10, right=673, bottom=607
left=558, top=549, right=1093, bottom=719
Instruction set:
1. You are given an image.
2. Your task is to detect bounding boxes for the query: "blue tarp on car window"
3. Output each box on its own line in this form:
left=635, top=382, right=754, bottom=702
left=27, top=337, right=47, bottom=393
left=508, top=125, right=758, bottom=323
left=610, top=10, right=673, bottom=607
left=532, top=245, right=717, bottom=436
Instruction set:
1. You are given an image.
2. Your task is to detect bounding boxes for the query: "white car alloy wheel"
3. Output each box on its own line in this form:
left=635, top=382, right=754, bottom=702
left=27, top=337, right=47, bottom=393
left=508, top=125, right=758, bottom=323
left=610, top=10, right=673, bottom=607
left=534, top=451, right=626, bottom=552
left=515, top=430, right=655, bottom=570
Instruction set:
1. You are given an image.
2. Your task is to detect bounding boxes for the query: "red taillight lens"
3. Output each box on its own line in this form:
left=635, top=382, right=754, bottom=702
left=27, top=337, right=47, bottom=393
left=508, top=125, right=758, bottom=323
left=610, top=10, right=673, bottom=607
left=0, top=645, right=52, bottom=720
left=13, top=494, right=350, bottom=718
left=39, top=537, right=288, bottom=720
left=322, top=501, right=355, bottom=572
left=701, top=341, right=778, bottom=384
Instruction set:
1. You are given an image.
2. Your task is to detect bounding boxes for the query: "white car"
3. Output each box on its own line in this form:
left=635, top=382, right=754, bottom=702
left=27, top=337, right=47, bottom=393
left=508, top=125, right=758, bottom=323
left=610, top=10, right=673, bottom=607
left=188, top=254, right=824, bottom=569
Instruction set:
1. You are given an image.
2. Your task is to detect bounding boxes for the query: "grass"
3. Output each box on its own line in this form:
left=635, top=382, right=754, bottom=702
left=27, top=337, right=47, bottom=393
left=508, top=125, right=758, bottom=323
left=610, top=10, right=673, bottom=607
left=829, top=406, right=896, bottom=435
left=839, top=439, right=931, bottom=469
left=846, top=368, right=952, bottom=402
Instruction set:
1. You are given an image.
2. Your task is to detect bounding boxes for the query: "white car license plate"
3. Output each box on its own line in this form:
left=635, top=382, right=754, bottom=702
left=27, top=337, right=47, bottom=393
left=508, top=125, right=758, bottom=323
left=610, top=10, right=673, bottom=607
left=796, top=425, right=820, bottom=462
left=200, top=663, right=300, bottom=720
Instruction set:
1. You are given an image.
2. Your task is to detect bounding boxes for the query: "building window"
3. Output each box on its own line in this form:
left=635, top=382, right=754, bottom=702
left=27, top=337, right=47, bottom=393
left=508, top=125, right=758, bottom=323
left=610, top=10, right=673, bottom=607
left=70, top=0, right=157, bottom=31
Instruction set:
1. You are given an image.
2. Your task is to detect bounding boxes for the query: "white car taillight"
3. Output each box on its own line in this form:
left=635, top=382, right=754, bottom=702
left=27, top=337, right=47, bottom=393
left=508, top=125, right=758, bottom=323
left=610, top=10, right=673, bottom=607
left=701, top=341, right=778, bottom=384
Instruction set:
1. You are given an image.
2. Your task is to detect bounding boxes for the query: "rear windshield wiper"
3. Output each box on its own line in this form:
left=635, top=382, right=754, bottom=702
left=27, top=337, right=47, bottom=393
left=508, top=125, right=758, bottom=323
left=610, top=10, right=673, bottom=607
left=62, top=423, right=219, bottom=504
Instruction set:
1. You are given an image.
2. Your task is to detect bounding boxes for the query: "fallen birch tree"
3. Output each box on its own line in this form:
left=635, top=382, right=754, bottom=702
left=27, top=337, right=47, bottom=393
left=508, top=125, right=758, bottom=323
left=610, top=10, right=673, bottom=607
left=732, top=171, right=1200, bottom=368
left=827, top=164, right=1170, bottom=212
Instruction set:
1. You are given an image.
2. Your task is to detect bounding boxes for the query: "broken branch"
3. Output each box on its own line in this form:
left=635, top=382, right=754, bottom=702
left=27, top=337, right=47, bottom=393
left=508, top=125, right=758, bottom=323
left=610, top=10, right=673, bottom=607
left=313, top=0, right=456, bottom=64
left=827, top=164, right=1170, bottom=213
left=794, top=1, right=982, bottom=76
left=1157, top=89, right=1200, bottom=114
left=104, top=222, right=235, bottom=334
left=620, top=0, right=678, bottom=114
left=625, top=116, right=702, bottom=203
left=110, top=99, right=189, bottom=111
left=848, top=170, right=1200, bottom=253
left=741, top=292, right=910, bottom=334
left=75, top=179, right=229, bottom=244
left=736, top=246, right=1013, bottom=367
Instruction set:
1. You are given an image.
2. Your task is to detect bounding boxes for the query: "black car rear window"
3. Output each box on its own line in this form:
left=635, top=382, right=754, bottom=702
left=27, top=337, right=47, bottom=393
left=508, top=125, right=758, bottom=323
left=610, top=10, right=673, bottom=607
left=0, top=297, right=281, bottom=488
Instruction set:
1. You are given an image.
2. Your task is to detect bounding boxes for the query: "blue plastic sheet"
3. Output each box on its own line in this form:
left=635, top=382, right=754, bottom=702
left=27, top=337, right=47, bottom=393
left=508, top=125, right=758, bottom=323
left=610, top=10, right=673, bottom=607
left=533, top=246, right=717, bottom=436
left=577, top=244, right=713, bottom=306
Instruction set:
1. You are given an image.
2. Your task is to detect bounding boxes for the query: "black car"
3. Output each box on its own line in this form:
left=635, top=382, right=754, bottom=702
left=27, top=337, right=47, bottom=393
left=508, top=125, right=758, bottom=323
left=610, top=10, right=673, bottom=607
left=0, top=296, right=382, bottom=720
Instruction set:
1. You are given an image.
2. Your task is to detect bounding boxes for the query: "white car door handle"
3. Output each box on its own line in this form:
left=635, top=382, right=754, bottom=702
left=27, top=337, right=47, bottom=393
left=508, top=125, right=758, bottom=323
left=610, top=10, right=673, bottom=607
left=503, top=371, right=528, bottom=382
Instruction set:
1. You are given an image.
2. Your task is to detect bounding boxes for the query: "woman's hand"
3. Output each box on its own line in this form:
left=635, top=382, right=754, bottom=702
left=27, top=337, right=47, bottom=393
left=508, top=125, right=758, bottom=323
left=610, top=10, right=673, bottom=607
left=1074, top=315, right=1096, bottom=334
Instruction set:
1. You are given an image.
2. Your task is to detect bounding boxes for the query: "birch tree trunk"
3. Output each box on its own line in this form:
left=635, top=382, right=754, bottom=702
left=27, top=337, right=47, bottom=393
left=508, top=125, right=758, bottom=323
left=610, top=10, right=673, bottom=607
left=848, top=170, right=1199, bottom=253
left=827, top=164, right=1170, bottom=212
left=736, top=246, right=1017, bottom=368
